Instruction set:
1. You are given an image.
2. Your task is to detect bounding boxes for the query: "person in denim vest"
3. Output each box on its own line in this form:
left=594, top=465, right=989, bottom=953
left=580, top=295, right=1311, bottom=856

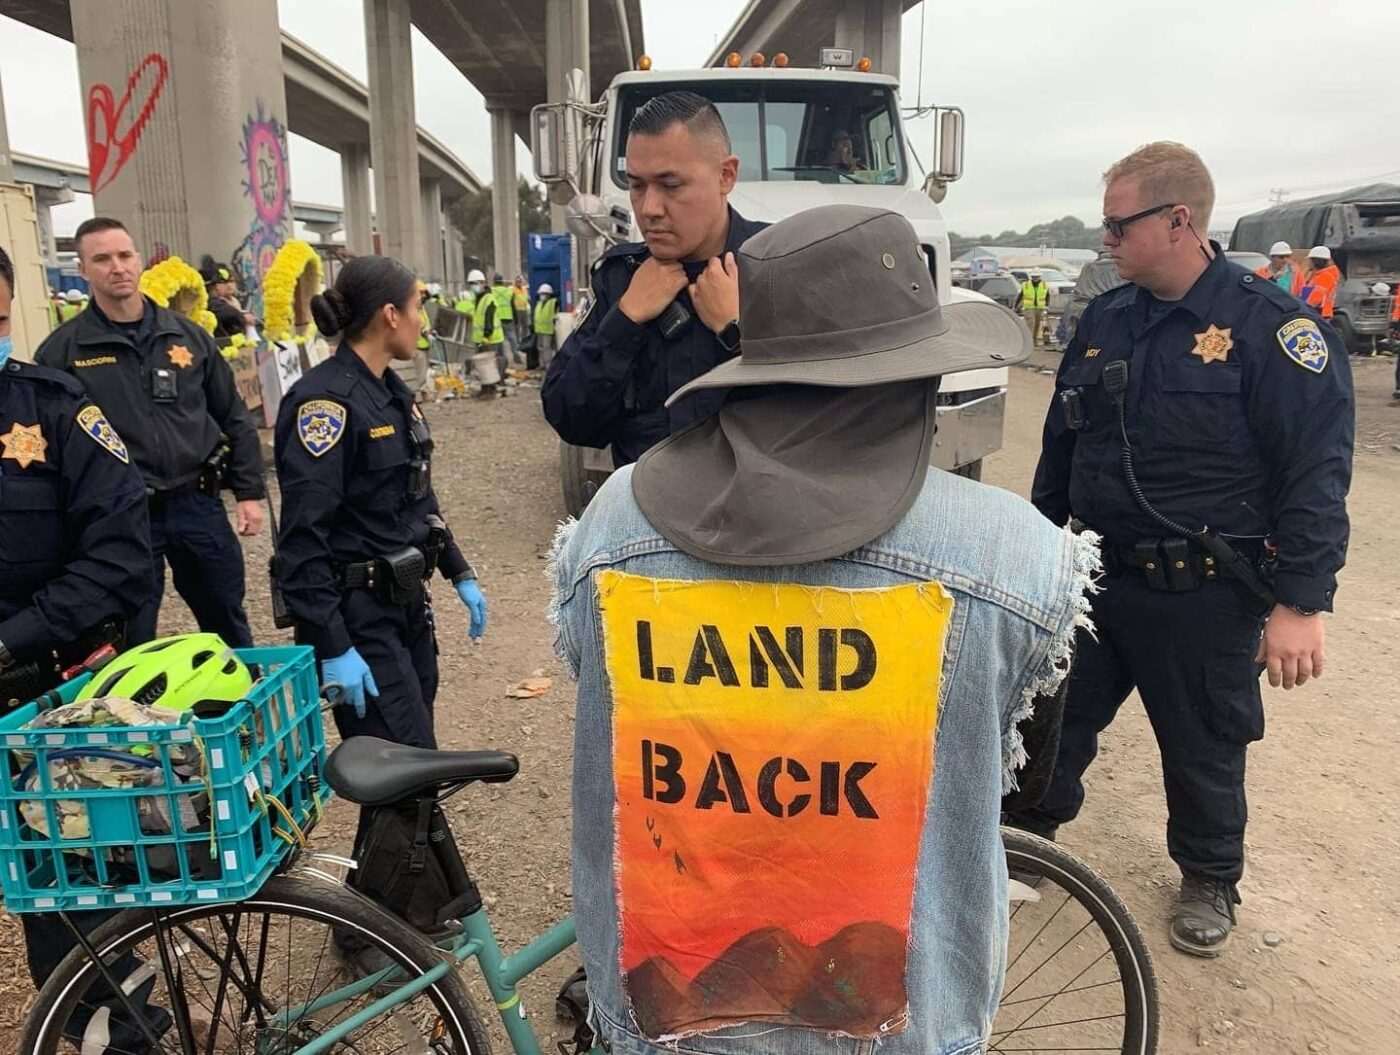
left=550, top=205, right=1099, bottom=1055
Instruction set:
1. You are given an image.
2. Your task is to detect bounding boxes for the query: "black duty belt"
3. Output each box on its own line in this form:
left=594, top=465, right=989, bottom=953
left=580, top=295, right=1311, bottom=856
left=1098, top=535, right=1270, bottom=593
left=340, top=546, right=428, bottom=606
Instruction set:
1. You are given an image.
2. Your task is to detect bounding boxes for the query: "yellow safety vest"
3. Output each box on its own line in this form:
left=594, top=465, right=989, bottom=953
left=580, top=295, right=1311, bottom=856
left=533, top=296, right=558, bottom=337
left=512, top=286, right=529, bottom=313
left=454, top=295, right=475, bottom=314
left=417, top=307, right=432, bottom=350
left=473, top=294, right=504, bottom=346
left=492, top=284, right=514, bottom=321
left=1021, top=281, right=1049, bottom=310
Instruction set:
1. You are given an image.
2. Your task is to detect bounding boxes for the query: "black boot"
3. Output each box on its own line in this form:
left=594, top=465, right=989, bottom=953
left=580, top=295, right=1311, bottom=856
left=1170, top=873, right=1239, bottom=957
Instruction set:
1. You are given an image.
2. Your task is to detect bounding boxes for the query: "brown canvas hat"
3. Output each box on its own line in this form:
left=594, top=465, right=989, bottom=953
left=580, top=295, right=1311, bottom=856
left=666, top=204, right=1029, bottom=405
left=633, top=204, right=1029, bottom=567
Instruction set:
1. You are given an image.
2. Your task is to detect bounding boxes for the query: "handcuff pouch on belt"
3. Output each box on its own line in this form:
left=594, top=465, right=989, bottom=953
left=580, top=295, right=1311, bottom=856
left=1132, top=538, right=1200, bottom=591
left=378, top=547, right=427, bottom=605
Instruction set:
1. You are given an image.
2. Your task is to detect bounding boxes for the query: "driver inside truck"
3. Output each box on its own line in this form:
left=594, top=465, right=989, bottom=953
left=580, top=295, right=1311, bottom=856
left=825, top=129, right=865, bottom=172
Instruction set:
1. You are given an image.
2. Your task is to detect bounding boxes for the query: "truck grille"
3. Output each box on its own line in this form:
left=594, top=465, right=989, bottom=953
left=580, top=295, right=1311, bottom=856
left=1359, top=297, right=1390, bottom=318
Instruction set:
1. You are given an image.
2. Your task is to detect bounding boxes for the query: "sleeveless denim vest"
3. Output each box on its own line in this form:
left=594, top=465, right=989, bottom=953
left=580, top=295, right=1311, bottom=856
left=551, top=466, right=1098, bottom=1055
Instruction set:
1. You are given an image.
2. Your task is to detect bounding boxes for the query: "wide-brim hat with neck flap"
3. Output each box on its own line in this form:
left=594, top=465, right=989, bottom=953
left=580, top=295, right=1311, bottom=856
left=633, top=204, right=1030, bottom=567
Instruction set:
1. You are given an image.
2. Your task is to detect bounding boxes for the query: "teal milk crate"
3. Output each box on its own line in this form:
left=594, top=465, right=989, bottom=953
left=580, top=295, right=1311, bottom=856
left=0, top=645, right=329, bottom=912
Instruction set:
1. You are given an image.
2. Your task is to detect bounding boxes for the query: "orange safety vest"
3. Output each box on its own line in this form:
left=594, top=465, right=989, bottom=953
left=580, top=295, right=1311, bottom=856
left=1392, top=289, right=1400, bottom=323
left=1299, top=263, right=1340, bottom=319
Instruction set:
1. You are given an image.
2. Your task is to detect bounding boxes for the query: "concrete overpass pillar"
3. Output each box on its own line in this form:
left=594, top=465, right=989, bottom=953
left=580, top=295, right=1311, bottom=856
left=340, top=143, right=373, bottom=255
left=71, top=0, right=292, bottom=316
left=419, top=177, right=443, bottom=282
left=364, top=0, right=425, bottom=273
left=834, top=0, right=903, bottom=79
left=488, top=106, right=521, bottom=282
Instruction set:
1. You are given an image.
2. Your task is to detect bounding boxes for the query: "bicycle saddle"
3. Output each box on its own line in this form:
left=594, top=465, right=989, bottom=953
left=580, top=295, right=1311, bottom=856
left=325, top=736, right=519, bottom=805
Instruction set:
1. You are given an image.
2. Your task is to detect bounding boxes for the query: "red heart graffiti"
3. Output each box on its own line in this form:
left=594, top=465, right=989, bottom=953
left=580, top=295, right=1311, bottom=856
left=86, top=52, right=170, bottom=193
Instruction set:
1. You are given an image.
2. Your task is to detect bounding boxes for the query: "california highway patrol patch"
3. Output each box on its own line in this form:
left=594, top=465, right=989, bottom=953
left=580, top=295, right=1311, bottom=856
left=76, top=405, right=130, bottom=463
left=298, top=399, right=348, bottom=457
left=1277, top=318, right=1328, bottom=374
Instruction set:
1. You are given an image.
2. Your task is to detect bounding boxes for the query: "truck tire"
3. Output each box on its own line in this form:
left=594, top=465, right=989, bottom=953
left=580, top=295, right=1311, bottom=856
left=954, top=460, right=983, bottom=482
left=560, top=441, right=609, bottom=518
left=1333, top=314, right=1370, bottom=356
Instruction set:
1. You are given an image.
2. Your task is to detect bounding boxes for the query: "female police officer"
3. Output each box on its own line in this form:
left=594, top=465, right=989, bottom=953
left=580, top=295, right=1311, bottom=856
left=274, top=255, right=487, bottom=754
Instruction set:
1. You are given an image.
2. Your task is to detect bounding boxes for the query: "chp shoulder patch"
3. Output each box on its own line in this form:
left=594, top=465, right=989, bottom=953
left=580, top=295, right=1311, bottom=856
left=297, top=399, right=348, bottom=457
left=75, top=405, right=130, bottom=463
left=1276, top=317, right=1329, bottom=374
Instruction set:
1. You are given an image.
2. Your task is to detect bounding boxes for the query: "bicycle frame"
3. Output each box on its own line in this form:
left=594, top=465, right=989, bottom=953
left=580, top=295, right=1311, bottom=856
left=262, top=905, right=587, bottom=1055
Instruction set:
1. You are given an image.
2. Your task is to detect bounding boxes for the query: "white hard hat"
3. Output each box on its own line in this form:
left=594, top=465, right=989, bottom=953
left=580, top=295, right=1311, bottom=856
left=1371, top=282, right=1390, bottom=296
left=1308, top=245, right=1331, bottom=261
left=467, top=269, right=486, bottom=283
left=427, top=282, right=442, bottom=295
left=1268, top=241, right=1292, bottom=257
left=1029, top=269, right=1042, bottom=278
left=538, top=283, right=554, bottom=295
left=64, top=289, right=86, bottom=302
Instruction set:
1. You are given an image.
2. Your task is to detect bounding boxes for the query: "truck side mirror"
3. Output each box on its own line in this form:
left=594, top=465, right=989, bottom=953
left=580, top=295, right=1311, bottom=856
left=531, top=105, right=568, bottom=184
left=933, top=108, right=965, bottom=183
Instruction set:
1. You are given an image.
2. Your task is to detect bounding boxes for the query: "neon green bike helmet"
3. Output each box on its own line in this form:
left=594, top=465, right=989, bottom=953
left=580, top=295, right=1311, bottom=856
left=76, top=633, right=253, bottom=713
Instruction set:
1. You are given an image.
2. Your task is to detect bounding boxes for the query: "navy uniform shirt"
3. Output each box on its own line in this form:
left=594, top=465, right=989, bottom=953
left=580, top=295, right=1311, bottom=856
left=36, top=296, right=265, bottom=499
left=0, top=360, right=152, bottom=659
left=274, top=343, right=470, bottom=659
left=1033, top=247, right=1353, bottom=612
left=541, top=208, right=768, bottom=466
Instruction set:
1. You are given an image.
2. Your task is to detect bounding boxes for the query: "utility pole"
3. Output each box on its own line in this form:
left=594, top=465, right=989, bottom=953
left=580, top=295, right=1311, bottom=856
left=1268, top=188, right=1289, bottom=206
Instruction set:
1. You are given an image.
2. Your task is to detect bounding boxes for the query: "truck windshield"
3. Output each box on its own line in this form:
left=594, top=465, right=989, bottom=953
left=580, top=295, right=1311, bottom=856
left=612, top=79, right=906, bottom=188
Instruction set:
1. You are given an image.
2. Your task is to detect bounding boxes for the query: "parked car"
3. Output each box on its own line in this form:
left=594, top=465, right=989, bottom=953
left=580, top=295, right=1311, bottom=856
left=1061, top=256, right=1127, bottom=345
left=954, top=272, right=1022, bottom=311
left=1224, top=250, right=1270, bottom=273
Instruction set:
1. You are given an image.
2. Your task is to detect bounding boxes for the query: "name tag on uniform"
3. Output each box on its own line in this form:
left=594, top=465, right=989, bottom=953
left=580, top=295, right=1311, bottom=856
left=368, top=424, right=396, bottom=439
left=73, top=356, right=118, bottom=368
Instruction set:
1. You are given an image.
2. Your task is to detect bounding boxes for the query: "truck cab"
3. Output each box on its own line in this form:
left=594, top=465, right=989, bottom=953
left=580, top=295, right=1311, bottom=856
left=537, top=60, right=1008, bottom=514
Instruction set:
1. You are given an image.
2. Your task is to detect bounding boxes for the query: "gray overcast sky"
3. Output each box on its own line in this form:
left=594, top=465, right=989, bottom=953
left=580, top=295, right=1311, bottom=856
left=2, top=0, right=1395, bottom=240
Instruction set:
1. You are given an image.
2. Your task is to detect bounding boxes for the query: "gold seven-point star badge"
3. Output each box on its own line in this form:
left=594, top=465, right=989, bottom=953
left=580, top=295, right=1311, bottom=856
left=1, top=422, right=48, bottom=468
left=168, top=345, right=194, bottom=369
left=1191, top=324, right=1233, bottom=364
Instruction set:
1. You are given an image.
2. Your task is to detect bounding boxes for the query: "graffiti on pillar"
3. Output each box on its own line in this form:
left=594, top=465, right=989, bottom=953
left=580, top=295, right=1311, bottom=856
left=86, top=52, right=170, bottom=192
left=231, top=103, right=293, bottom=317
left=148, top=242, right=172, bottom=267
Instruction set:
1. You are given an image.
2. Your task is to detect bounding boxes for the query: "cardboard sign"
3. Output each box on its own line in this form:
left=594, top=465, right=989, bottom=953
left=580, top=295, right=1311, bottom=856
left=598, top=571, right=953, bottom=1040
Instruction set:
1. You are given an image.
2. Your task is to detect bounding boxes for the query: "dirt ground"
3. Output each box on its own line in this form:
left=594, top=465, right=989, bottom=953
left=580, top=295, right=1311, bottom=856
left=2, top=358, right=1398, bottom=1053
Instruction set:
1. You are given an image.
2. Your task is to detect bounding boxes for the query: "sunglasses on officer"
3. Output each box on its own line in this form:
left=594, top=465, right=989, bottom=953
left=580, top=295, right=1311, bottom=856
left=1101, top=203, right=1176, bottom=239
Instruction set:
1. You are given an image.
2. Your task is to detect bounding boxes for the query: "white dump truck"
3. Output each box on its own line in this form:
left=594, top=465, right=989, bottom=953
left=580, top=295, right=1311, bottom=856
left=533, top=50, right=1009, bottom=515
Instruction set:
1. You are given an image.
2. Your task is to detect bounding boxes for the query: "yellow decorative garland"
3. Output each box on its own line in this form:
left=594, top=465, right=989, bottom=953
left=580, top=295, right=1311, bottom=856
left=138, top=256, right=217, bottom=335
left=262, top=240, right=323, bottom=343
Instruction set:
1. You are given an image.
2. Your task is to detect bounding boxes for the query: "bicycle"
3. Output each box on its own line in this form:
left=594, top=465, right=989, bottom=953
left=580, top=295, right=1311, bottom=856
left=18, top=735, right=1159, bottom=1055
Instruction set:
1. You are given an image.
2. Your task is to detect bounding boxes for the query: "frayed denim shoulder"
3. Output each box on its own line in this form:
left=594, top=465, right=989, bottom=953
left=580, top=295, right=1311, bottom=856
left=1001, top=528, right=1102, bottom=794
left=546, top=515, right=581, bottom=679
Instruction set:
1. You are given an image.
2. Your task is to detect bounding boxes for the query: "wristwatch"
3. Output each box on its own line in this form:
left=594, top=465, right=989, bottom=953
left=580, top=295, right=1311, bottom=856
left=451, top=565, right=478, bottom=585
left=1287, top=604, right=1320, bottom=617
left=716, top=319, right=741, bottom=353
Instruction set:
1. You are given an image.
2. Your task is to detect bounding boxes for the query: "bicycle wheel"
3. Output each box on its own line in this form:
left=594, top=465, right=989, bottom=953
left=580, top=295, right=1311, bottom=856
left=994, top=828, right=1159, bottom=1055
left=21, top=873, right=493, bottom=1055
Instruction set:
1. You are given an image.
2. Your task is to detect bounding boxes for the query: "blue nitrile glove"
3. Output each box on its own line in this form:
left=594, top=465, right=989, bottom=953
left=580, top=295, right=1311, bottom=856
left=321, top=648, right=379, bottom=719
left=456, top=579, right=488, bottom=639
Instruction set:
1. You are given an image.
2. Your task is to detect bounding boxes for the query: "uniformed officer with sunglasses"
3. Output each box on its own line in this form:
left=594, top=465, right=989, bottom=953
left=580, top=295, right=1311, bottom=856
left=1006, top=142, right=1353, bottom=958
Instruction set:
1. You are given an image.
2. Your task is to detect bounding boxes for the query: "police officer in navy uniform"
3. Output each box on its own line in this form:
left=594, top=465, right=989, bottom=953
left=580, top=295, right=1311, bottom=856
left=1005, top=143, right=1354, bottom=956
left=0, top=244, right=163, bottom=1051
left=36, top=218, right=265, bottom=648
left=542, top=90, right=767, bottom=466
left=202, top=259, right=250, bottom=340
left=275, top=255, right=487, bottom=759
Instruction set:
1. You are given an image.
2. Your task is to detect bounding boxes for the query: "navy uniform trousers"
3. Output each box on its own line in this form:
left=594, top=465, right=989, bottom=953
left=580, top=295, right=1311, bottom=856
left=1011, top=568, right=1269, bottom=885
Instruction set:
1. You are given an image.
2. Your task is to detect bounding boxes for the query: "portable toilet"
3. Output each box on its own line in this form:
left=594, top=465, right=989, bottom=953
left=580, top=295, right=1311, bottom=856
left=527, top=233, right=574, bottom=311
